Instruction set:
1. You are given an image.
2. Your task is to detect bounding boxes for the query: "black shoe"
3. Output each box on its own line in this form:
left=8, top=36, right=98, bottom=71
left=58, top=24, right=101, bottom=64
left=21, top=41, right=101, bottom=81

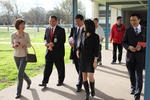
left=27, top=85, right=30, bottom=89
left=111, top=61, right=116, bottom=64
left=130, top=89, right=135, bottom=95
left=76, top=87, right=82, bottom=92
left=57, top=83, right=63, bottom=86
left=15, top=95, right=21, bottom=99
left=27, top=80, right=31, bottom=89
left=39, top=83, right=47, bottom=87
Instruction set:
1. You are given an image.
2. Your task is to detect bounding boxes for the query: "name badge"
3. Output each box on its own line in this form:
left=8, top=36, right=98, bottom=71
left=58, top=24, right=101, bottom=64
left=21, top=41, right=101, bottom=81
left=54, top=38, right=57, bottom=43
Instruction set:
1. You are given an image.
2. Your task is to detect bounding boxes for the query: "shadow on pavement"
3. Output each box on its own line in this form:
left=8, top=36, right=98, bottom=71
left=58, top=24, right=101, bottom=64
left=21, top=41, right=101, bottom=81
left=96, top=68, right=129, bottom=79
left=100, top=65, right=128, bottom=75
left=18, top=95, right=30, bottom=100
left=94, top=88, right=125, bottom=100
left=30, top=88, right=40, bottom=100
left=39, top=84, right=124, bottom=100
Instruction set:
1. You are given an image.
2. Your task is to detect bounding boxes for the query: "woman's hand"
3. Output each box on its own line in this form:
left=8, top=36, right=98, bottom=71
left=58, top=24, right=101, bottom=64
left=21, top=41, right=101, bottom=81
left=76, top=50, right=80, bottom=58
left=93, top=61, right=97, bottom=70
left=20, top=42, right=26, bottom=47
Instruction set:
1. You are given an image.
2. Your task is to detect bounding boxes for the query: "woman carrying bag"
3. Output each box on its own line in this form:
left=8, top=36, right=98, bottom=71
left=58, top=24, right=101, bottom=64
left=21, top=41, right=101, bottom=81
left=77, top=19, right=99, bottom=100
left=10, top=18, right=31, bottom=99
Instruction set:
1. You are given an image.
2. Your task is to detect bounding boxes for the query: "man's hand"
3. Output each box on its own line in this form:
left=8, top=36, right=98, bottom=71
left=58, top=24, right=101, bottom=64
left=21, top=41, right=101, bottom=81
left=76, top=50, right=80, bottom=58
left=100, top=38, right=104, bottom=42
left=135, top=45, right=141, bottom=51
left=45, top=42, right=54, bottom=47
left=69, top=43, right=74, bottom=47
left=45, top=43, right=49, bottom=47
left=48, top=42, right=54, bottom=47
left=129, top=46, right=136, bottom=52
left=110, top=39, right=112, bottom=43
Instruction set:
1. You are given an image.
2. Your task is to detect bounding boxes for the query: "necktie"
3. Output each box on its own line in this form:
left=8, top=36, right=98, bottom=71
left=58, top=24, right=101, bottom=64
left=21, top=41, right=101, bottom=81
left=50, top=28, right=54, bottom=42
left=75, top=28, right=80, bottom=45
left=135, top=28, right=138, bottom=36
left=49, top=27, right=54, bottom=51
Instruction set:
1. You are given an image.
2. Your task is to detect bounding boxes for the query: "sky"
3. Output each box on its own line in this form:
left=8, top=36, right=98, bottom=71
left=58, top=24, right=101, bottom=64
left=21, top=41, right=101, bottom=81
left=16, top=0, right=92, bottom=18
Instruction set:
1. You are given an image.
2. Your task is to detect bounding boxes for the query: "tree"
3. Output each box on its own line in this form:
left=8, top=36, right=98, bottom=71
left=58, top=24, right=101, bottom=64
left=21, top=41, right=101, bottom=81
left=0, top=0, right=23, bottom=24
left=22, top=7, right=46, bottom=25
left=0, top=0, right=14, bottom=24
left=48, top=0, right=86, bottom=24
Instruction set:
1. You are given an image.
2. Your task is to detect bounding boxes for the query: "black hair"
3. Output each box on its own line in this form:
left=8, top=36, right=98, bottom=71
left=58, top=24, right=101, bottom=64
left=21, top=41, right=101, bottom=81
left=84, top=19, right=95, bottom=34
left=130, top=13, right=141, bottom=19
left=14, top=18, right=25, bottom=30
left=94, top=18, right=99, bottom=21
left=50, top=15, right=58, bottom=20
left=117, top=16, right=122, bottom=20
left=75, top=14, right=84, bottom=20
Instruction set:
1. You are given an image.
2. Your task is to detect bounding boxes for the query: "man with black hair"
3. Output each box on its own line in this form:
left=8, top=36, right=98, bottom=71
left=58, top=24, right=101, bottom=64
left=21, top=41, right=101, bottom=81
left=110, top=16, right=126, bottom=64
left=122, top=14, right=146, bottom=100
left=69, top=14, right=84, bottom=92
left=94, top=18, right=105, bottom=66
left=39, top=15, right=66, bottom=87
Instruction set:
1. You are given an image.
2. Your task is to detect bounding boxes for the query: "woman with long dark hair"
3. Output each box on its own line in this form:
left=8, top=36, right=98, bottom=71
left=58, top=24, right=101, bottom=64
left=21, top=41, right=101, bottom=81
left=77, top=19, right=99, bottom=100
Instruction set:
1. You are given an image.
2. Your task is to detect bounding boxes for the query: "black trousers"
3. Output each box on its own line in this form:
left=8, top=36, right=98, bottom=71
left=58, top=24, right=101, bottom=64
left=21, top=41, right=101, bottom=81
left=126, top=62, right=144, bottom=100
left=42, top=51, right=65, bottom=84
left=112, top=43, right=123, bottom=62
left=98, top=44, right=102, bottom=62
left=73, top=48, right=82, bottom=88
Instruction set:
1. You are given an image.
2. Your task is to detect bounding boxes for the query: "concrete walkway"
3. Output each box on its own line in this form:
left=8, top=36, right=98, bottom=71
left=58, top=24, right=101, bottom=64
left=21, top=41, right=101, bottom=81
left=0, top=49, right=144, bottom=100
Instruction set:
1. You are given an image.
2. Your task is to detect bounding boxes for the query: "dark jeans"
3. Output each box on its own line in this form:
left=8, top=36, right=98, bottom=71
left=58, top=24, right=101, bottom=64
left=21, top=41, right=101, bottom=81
left=98, top=44, right=102, bottom=62
left=126, top=62, right=144, bottom=100
left=14, top=57, right=31, bottom=95
left=42, top=51, right=65, bottom=84
left=73, top=48, right=82, bottom=88
left=112, top=43, right=123, bottom=62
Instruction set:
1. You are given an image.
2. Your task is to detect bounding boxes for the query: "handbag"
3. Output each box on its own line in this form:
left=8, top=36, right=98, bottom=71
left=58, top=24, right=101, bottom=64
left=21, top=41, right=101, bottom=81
left=26, top=45, right=37, bottom=62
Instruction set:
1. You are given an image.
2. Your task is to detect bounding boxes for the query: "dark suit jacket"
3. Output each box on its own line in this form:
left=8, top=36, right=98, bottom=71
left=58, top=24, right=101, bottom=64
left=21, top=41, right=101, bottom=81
left=69, top=27, right=84, bottom=42
left=44, top=25, right=66, bottom=57
left=69, top=27, right=84, bottom=59
left=79, top=33, right=99, bottom=61
left=122, top=26, right=146, bottom=63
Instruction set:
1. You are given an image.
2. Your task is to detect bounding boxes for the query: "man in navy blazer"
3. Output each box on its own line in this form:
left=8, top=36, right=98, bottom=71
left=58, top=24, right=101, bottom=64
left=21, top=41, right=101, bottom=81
left=122, top=14, right=146, bottom=100
left=39, top=15, right=66, bottom=87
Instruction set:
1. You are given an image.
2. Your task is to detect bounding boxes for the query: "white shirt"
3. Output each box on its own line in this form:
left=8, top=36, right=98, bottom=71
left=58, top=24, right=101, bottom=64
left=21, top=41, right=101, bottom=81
left=134, top=24, right=141, bottom=34
left=95, top=25, right=105, bottom=44
left=50, top=25, right=57, bottom=33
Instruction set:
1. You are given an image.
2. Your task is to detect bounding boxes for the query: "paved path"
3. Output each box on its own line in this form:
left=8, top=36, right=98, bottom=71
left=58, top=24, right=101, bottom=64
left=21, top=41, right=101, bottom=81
left=0, top=49, right=144, bottom=100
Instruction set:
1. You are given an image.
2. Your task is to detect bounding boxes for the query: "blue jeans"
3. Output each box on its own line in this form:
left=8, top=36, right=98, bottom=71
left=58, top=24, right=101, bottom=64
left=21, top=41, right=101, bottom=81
left=14, top=57, right=31, bottom=95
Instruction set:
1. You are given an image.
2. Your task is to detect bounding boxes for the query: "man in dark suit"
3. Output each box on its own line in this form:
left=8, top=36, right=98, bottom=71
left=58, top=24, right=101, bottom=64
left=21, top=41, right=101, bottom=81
left=39, top=15, right=66, bottom=87
left=122, top=14, right=146, bottom=100
left=69, top=14, right=84, bottom=92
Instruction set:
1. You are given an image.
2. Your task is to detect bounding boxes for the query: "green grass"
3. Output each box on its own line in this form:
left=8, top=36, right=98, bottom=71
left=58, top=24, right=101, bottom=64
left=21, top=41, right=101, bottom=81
left=0, top=44, right=71, bottom=90
left=0, top=27, right=70, bottom=43
left=0, top=27, right=71, bottom=90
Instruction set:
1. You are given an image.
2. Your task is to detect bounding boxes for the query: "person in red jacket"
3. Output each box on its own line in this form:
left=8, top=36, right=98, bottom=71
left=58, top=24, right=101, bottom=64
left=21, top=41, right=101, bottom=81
left=110, top=16, right=125, bottom=64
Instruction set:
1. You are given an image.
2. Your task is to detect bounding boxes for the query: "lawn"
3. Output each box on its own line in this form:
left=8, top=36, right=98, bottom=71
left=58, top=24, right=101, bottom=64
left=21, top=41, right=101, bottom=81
left=0, top=27, right=70, bottom=43
left=0, top=27, right=71, bottom=90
